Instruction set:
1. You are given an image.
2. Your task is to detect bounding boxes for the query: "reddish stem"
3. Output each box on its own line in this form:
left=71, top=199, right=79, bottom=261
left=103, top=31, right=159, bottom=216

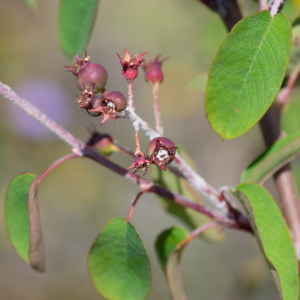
left=126, top=190, right=148, bottom=222
left=152, top=82, right=163, bottom=136
left=36, top=154, right=78, bottom=192
left=276, top=64, right=300, bottom=114
left=128, top=81, right=134, bottom=111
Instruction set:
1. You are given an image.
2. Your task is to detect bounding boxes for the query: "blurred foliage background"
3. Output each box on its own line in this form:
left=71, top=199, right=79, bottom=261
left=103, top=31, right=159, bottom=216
left=0, top=0, right=300, bottom=299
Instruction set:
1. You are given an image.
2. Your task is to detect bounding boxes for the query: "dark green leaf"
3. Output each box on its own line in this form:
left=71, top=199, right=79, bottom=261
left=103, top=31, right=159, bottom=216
left=206, top=11, right=291, bottom=139
left=5, top=173, right=37, bottom=264
left=58, top=0, right=99, bottom=61
left=233, top=183, right=299, bottom=300
left=242, top=130, right=300, bottom=183
left=88, top=217, right=151, bottom=300
left=23, top=0, right=39, bottom=11
left=151, top=163, right=224, bottom=243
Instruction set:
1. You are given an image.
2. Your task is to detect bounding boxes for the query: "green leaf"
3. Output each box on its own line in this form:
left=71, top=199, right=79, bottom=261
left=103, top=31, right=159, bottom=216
left=233, top=183, right=299, bottom=300
left=183, top=73, right=207, bottom=90
left=155, top=227, right=189, bottom=272
left=242, top=130, right=300, bottom=183
left=23, top=0, right=39, bottom=11
left=88, top=217, right=151, bottom=300
left=5, top=173, right=37, bottom=264
left=206, top=11, right=291, bottom=139
left=151, top=163, right=224, bottom=243
left=155, top=227, right=189, bottom=300
left=58, top=0, right=99, bottom=61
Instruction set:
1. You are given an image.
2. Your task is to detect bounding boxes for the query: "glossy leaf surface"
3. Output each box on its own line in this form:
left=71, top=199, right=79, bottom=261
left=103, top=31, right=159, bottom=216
left=155, top=227, right=189, bottom=300
left=206, top=11, right=291, bottom=139
left=58, top=0, right=98, bottom=60
left=242, top=130, right=300, bottom=183
left=233, top=183, right=298, bottom=300
left=88, top=217, right=151, bottom=300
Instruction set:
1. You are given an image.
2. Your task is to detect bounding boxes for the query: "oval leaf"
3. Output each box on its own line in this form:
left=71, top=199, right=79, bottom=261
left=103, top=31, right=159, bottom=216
left=233, top=183, right=299, bottom=300
left=88, top=217, right=151, bottom=300
left=5, top=173, right=36, bottom=264
left=206, top=11, right=291, bottom=139
left=242, top=130, right=300, bottom=183
left=58, top=0, right=99, bottom=61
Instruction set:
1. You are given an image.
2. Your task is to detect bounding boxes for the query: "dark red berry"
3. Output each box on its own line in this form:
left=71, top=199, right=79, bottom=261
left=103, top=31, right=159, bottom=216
left=125, top=152, right=152, bottom=176
left=143, top=55, right=169, bottom=85
left=87, top=91, right=127, bottom=124
left=117, top=49, right=147, bottom=82
left=146, top=137, right=177, bottom=171
left=64, top=52, right=108, bottom=93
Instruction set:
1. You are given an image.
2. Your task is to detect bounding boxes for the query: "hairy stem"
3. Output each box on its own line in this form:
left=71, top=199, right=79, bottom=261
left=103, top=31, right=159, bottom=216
left=0, top=81, right=251, bottom=232
left=152, top=81, right=163, bottom=136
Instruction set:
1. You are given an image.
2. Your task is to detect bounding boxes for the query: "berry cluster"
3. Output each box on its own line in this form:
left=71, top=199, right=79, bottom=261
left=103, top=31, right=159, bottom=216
left=64, top=49, right=177, bottom=176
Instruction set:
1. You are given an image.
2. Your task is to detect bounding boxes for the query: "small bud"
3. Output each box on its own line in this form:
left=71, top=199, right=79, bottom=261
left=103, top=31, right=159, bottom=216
left=117, top=48, right=147, bottom=82
left=143, top=55, right=169, bottom=85
left=64, top=51, right=108, bottom=93
left=125, top=152, right=152, bottom=176
left=146, top=137, right=177, bottom=171
left=86, top=132, right=117, bottom=156
left=87, top=91, right=127, bottom=124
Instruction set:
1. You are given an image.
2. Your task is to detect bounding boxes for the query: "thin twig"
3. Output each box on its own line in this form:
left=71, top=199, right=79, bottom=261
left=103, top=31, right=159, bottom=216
left=126, top=190, right=149, bottom=222
left=0, top=81, right=251, bottom=232
left=119, top=109, right=226, bottom=210
left=276, top=64, right=300, bottom=114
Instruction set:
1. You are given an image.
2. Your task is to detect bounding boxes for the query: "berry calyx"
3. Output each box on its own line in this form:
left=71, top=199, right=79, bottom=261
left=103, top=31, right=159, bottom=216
left=125, top=152, right=152, bottom=176
left=117, top=48, right=147, bottom=82
left=76, top=83, right=95, bottom=109
left=146, top=137, right=177, bottom=171
left=64, top=51, right=108, bottom=93
left=143, top=55, right=169, bottom=84
left=87, top=91, right=127, bottom=124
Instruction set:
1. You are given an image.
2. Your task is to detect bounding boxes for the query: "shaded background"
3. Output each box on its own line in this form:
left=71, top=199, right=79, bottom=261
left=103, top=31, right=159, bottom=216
left=0, top=0, right=300, bottom=299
